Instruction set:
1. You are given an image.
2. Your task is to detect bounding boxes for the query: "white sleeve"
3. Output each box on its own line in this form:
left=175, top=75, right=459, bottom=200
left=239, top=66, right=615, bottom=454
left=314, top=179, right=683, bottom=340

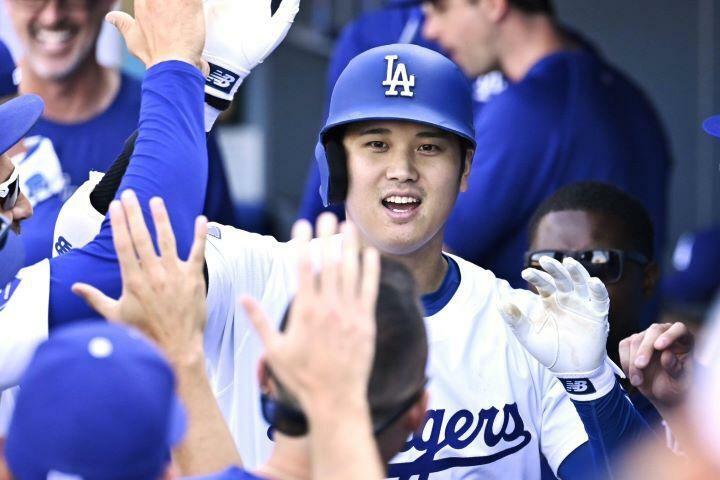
left=539, top=368, right=589, bottom=475
left=0, top=387, right=18, bottom=437
left=203, top=224, right=286, bottom=371
left=0, top=260, right=50, bottom=390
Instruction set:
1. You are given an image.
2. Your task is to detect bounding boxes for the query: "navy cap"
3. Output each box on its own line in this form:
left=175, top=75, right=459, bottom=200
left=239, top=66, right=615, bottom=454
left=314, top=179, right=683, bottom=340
left=662, top=227, right=720, bottom=305
left=0, top=40, right=17, bottom=98
left=703, top=115, right=720, bottom=139
left=0, top=215, right=24, bottom=285
left=0, top=94, right=44, bottom=156
left=5, top=322, right=187, bottom=480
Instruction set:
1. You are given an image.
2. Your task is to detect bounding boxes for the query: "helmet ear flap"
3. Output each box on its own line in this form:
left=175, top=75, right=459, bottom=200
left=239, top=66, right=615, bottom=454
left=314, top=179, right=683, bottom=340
left=325, top=138, right=348, bottom=205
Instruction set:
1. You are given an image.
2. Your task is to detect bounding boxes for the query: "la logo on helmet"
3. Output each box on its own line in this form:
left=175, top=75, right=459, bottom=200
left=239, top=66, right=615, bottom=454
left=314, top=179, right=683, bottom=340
left=383, top=55, right=415, bottom=98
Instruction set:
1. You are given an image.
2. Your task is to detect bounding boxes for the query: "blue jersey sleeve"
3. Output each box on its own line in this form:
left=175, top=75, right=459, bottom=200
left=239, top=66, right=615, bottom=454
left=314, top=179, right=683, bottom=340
left=48, top=61, right=207, bottom=328
left=562, top=381, right=652, bottom=479
left=204, top=130, right=238, bottom=226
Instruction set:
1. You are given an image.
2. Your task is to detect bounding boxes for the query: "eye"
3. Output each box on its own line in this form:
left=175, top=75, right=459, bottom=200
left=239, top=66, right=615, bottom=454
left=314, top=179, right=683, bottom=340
left=418, top=144, right=441, bottom=153
left=366, top=141, right=388, bottom=151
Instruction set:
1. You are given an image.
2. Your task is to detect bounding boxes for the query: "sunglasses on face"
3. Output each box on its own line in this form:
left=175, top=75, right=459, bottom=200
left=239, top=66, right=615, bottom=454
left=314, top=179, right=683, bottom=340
left=0, top=166, right=20, bottom=211
left=524, top=249, right=649, bottom=284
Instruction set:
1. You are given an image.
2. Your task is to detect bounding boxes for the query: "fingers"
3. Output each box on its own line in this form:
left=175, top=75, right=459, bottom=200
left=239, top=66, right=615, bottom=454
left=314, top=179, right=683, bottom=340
left=628, top=332, right=644, bottom=386
left=660, top=349, right=682, bottom=378
left=655, top=322, right=692, bottom=352
left=538, top=256, right=573, bottom=293
left=521, top=268, right=556, bottom=298
left=619, top=336, right=631, bottom=377
left=634, top=323, right=672, bottom=369
left=587, top=277, right=610, bottom=314
left=106, top=11, right=136, bottom=37
left=316, top=212, right=339, bottom=300
left=273, top=0, right=301, bottom=19
left=187, top=215, right=208, bottom=272
left=71, top=283, right=118, bottom=321
left=120, top=190, right=159, bottom=267
left=240, top=295, right=277, bottom=350
left=341, top=222, right=360, bottom=301
left=360, top=247, right=380, bottom=314
left=291, top=220, right=314, bottom=305
left=150, top=197, right=179, bottom=264
left=109, top=199, right=141, bottom=280
left=563, top=257, right=590, bottom=299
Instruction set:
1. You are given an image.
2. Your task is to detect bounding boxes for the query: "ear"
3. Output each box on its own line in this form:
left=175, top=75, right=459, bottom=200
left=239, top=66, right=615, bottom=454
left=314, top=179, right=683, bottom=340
left=403, top=389, right=429, bottom=433
left=459, top=149, right=474, bottom=193
left=257, top=357, right=271, bottom=393
left=642, top=261, right=660, bottom=298
left=480, top=0, right=512, bottom=23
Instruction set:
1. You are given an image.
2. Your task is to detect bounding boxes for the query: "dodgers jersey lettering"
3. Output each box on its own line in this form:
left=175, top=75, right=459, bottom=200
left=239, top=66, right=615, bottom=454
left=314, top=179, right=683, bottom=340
left=203, top=224, right=588, bottom=479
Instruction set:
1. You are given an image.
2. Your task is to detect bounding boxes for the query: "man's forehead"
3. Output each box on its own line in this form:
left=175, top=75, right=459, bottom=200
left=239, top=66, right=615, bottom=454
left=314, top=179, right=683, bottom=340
left=345, top=120, right=449, bottom=137
left=533, top=210, right=628, bottom=249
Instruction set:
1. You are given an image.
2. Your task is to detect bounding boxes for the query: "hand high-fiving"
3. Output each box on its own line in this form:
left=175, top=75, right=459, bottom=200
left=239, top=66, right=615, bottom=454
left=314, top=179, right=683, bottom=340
left=203, top=0, right=301, bottom=105
left=107, top=0, right=207, bottom=73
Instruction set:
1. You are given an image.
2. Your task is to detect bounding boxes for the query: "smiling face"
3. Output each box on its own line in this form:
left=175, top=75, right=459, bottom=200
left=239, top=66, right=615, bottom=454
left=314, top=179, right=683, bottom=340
left=5, top=0, right=114, bottom=81
left=343, top=120, right=471, bottom=256
left=423, top=0, right=501, bottom=78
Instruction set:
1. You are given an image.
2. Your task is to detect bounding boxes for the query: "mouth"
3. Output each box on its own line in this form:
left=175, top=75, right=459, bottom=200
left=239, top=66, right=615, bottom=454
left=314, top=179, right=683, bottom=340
left=31, top=26, right=78, bottom=54
left=381, top=194, right=422, bottom=221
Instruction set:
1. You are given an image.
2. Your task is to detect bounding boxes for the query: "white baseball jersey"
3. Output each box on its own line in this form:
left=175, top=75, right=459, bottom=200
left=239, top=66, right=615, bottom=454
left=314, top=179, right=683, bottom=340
left=204, top=224, right=588, bottom=479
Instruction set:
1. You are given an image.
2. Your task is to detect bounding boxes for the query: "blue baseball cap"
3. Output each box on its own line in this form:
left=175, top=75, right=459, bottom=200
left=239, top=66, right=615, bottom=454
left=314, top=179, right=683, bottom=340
left=5, top=321, right=187, bottom=480
left=0, top=94, right=45, bottom=156
left=0, top=214, right=24, bottom=285
left=0, top=39, right=17, bottom=98
left=703, top=115, right=720, bottom=138
left=662, top=226, right=720, bottom=305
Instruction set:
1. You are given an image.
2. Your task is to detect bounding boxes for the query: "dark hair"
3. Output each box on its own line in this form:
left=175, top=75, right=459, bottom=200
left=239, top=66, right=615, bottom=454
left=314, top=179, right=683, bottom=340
left=277, top=257, right=428, bottom=425
left=508, top=0, right=555, bottom=15
left=528, top=181, right=654, bottom=259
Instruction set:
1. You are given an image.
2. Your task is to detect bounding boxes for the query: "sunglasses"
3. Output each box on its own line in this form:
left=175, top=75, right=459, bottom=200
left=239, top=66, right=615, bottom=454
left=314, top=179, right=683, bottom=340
left=261, top=381, right=427, bottom=438
left=0, top=215, right=10, bottom=250
left=0, top=166, right=20, bottom=211
left=524, top=249, right=649, bottom=284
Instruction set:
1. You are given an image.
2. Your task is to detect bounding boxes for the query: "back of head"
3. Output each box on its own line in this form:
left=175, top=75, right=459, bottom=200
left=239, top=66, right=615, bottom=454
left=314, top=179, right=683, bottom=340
left=528, top=181, right=654, bottom=260
left=276, top=257, right=428, bottom=428
left=508, top=0, right=555, bottom=16
left=5, top=321, right=186, bottom=480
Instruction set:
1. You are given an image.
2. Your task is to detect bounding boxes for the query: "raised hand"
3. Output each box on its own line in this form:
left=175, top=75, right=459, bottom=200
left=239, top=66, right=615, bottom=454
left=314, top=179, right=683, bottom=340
left=203, top=0, right=301, bottom=105
left=72, top=190, right=208, bottom=366
left=620, top=322, right=693, bottom=410
left=106, top=0, right=207, bottom=72
left=501, top=256, right=617, bottom=399
left=241, top=212, right=380, bottom=413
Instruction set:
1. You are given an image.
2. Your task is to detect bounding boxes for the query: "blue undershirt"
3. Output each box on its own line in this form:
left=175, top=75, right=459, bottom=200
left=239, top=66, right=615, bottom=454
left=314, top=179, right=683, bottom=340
left=20, top=72, right=235, bottom=266
left=48, top=61, right=207, bottom=328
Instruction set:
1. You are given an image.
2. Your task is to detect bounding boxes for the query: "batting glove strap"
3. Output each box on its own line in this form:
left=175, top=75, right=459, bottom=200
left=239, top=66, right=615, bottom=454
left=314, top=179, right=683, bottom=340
left=556, top=357, right=624, bottom=402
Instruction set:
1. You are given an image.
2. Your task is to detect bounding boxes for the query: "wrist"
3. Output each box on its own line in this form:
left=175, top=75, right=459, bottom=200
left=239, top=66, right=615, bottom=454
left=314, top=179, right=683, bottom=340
left=305, top=394, right=370, bottom=426
left=556, top=357, right=622, bottom=401
left=149, top=55, right=204, bottom=73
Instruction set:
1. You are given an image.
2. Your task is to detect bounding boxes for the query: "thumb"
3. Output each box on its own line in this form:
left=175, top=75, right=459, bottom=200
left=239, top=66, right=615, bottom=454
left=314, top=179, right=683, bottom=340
left=105, top=11, right=135, bottom=38
left=71, top=283, right=119, bottom=321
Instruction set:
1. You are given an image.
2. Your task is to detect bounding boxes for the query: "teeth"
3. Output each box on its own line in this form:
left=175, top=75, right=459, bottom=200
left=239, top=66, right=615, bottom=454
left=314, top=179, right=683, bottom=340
left=36, top=29, right=72, bottom=44
left=385, top=195, right=419, bottom=205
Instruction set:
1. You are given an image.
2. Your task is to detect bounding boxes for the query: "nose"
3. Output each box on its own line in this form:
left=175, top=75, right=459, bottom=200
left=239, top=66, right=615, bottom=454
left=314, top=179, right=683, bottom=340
left=422, top=9, right=439, bottom=42
left=36, top=0, right=65, bottom=26
left=385, top=150, right=419, bottom=184
left=9, top=192, right=33, bottom=232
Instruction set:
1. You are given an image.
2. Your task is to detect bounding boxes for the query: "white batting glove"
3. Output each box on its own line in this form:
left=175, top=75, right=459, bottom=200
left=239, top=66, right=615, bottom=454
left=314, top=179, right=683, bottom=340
left=202, top=0, right=301, bottom=130
left=52, top=171, right=105, bottom=257
left=500, top=256, right=623, bottom=401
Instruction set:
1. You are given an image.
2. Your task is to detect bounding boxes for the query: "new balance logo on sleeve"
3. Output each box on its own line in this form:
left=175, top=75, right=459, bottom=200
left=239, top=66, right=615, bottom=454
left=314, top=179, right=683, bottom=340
left=559, top=378, right=597, bottom=395
left=54, top=236, right=73, bottom=256
left=383, top=55, right=415, bottom=98
left=207, top=64, right=240, bottom=94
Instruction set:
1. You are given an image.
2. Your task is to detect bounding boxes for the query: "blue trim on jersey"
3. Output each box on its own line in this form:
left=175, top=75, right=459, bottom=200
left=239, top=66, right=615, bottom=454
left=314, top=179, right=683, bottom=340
left=421, top=255, right=461, bottom=316
left=184, top=467, right=262, bottom=479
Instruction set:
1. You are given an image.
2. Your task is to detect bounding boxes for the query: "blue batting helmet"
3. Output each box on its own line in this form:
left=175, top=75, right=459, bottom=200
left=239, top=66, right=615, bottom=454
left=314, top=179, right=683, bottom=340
left=316, top=43, right=476, bottom=206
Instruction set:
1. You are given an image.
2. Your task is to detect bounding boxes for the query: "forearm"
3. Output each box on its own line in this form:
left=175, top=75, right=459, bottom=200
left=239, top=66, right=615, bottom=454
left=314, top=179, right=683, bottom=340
left=572, top=380, right=652, bottom=477
left=173, top=346, right=242, bottom=475
left=49, top=61, right=207, bottom=327
left=306, top=399, right=384, bottom=480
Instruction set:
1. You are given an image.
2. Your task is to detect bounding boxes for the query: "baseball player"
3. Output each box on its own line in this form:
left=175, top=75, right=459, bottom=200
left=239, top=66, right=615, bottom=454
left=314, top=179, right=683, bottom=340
left=152, top=44, right=647, bottom=479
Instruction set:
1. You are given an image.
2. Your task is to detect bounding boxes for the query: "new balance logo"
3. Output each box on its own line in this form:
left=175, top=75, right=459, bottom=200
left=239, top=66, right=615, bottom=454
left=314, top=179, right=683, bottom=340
left=559, top=378, right=597, bottom=395
left=206, top=63, right=240, bottom=94
left=55, top=236, right=73, bottom=256
left=383, top=55, right=415, bottom=98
